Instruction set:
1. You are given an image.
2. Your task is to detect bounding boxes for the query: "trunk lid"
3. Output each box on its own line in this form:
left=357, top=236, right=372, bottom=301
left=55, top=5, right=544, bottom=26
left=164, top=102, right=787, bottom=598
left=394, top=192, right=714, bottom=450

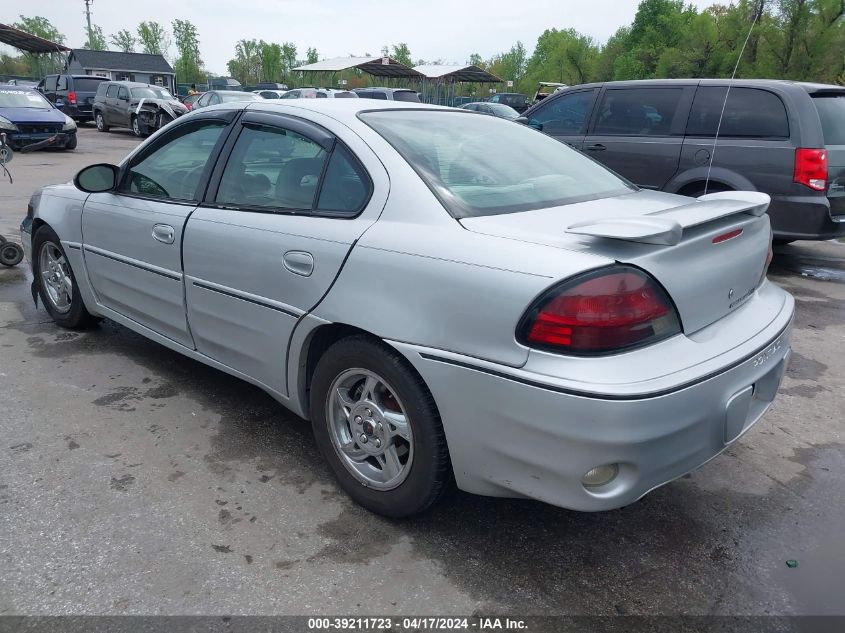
left=810, top=93, right=845, bottom=217
left=460, top=189, right=772, bottom=335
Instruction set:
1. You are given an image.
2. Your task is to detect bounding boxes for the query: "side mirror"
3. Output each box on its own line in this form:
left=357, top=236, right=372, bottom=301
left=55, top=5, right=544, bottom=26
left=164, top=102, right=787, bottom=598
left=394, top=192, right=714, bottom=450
left=74, top=163, right=119, bottom=193
left=515, top=116, right=529, bottom=125
left=516, top=117, right=543, bottom=131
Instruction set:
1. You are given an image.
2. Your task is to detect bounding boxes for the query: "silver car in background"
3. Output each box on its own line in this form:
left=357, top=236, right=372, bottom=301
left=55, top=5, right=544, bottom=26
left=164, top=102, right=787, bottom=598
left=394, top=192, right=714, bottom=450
left=20, top=100, right=793, bottom=517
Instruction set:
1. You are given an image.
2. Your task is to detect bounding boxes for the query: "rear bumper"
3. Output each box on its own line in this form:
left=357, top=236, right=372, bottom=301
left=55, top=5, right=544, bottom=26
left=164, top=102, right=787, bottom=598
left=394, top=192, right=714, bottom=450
left=768, top=194, right=845, bottom=240
left=65, top=105, right=93, bottom=121
left=391, top=289, right=794, bottom=511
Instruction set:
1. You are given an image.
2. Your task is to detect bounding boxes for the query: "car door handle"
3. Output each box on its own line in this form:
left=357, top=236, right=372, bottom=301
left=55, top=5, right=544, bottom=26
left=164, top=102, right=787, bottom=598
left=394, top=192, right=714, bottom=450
left=152, top=224, right=175, bottom=244
left=585, top=144, right=606, bottom=152
left=283, top=250, right=314, bottom=277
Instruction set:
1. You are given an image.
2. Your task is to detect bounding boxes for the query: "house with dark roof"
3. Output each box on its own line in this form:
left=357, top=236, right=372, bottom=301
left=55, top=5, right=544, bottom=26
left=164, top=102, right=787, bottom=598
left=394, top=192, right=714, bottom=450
left=65, top=49, right=176, bottom=92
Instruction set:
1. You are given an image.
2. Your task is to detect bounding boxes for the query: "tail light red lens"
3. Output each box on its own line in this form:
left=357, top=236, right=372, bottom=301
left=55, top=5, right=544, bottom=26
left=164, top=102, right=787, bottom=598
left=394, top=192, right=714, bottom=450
left=517, top=266, right=681, bottom=355
left=67, top=91, right=77, bottom=105
left=793, top=148, right=827, bottom=191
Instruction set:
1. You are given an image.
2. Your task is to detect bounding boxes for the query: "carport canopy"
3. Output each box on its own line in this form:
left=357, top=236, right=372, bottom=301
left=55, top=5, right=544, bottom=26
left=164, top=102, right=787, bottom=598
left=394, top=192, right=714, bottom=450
left=412, top=64, right=502, bottom=83
left=292, top=56, right=423, bottom=79
left=0, top=23, right=69, bottom=53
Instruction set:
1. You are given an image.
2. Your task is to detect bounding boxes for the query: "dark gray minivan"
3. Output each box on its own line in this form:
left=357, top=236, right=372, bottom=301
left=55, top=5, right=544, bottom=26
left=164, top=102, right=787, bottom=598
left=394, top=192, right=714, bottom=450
left=521, top=79, right=845, bottom=241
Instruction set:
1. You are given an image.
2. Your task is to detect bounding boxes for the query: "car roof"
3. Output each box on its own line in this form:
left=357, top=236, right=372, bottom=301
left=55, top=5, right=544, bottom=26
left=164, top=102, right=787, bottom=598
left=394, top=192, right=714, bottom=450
left=195, top=99, right=447, bottom=124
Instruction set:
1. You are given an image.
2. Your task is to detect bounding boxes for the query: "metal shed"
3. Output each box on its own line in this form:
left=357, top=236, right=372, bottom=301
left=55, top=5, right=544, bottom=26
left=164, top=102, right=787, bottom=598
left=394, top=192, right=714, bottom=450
left=412, top=64, right=503, bottom=106
left=292, top=56, right=423, bottom=88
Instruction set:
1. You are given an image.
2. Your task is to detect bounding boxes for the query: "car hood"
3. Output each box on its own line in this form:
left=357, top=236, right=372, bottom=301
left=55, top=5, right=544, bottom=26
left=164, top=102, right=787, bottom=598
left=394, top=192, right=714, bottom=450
left=0, top=107, right=64, bottom=124
left=460, top=188, right=774, bottom=335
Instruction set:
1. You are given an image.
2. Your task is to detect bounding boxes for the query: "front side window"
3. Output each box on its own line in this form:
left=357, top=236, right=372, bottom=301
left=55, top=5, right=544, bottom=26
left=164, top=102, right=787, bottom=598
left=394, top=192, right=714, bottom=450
left=44, top=76, right=57, bottom=91
left=530, top=90, right=596, bottom=136
left=362, top=110, right=633, bottom=218
left=120, top=122, right=227, bottom=201
left=687, top=87, right=789, bottom=139
left=593, top=88, right=683, bottom=136
left=216, top=125, right=328, bottom=210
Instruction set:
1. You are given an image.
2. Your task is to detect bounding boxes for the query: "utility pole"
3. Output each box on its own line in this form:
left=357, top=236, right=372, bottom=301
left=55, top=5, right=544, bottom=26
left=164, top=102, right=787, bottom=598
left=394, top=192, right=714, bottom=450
left=83, top=0, right=94, bottom=48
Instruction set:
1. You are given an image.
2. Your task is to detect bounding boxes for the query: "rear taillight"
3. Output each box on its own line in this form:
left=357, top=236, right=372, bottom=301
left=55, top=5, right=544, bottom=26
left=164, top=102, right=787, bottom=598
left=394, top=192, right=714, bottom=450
left=794, top=148, right=827, bottom=191
left=517, top=266, right=681, bottom=355
left=67, top=91, right=77, bottom=105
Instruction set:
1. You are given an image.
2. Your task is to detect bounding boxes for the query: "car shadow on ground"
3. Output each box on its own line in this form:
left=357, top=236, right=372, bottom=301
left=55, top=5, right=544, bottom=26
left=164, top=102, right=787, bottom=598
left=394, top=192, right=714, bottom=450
left=3, top=263, right=842, bottom=615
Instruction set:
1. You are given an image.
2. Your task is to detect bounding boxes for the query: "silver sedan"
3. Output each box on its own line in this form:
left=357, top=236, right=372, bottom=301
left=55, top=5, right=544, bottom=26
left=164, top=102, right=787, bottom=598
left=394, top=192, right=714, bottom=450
left=20, top=100, right=794, bottom=517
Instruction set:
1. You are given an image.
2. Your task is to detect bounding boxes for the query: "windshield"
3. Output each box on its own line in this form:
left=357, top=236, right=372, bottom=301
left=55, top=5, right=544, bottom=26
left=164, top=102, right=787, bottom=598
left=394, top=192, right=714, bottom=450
left=361, top=110, right=633, bottom=218
left=489, top=103, right=520, bottom=118
left=131, top=87, right=174, bottom=100
left=0, top=88, right=52, bottom=109
left=813, top=95, right=845, bottom=146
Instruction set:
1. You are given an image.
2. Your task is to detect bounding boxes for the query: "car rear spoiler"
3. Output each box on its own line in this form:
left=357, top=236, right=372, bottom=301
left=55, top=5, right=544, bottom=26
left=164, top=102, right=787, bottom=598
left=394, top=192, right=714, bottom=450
left=565, top=191, right=770, bottom=245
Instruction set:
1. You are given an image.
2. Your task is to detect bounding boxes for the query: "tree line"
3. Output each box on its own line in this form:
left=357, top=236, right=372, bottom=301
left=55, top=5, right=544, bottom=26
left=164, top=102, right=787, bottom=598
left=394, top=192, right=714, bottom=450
left=1, top=0, right=843, bottom=91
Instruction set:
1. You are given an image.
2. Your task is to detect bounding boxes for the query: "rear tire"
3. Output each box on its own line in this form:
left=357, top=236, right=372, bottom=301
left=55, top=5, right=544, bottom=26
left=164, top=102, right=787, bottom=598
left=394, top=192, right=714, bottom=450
left=33, top=226, right=99, bottom=329
left=95, top=112, right=109, bottom=132
left=309, top=335, right=452, bottom=517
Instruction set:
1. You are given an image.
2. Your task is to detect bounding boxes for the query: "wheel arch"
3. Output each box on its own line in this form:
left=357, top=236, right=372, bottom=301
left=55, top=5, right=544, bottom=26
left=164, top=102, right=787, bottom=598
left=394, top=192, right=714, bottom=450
left=664, top=166, right=755, bottom=196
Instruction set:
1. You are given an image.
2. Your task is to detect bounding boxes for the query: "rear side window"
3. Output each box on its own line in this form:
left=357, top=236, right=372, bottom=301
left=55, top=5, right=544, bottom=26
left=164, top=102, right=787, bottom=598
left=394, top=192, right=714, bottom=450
left=106, top=85, right=118, bottom=98
left=812, top=95, right=845, bottom=146
left=317, top=145, right=371, bottom=214
left=593, top=88, right=684, bottom=136
left=687, top=87, right=789, bottom=139
left=96, top=83, right=109, bottom=97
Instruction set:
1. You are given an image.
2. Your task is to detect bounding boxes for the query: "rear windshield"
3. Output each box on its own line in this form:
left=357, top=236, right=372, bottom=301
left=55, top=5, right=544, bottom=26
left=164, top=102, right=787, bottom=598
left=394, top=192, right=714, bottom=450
left=498, top=94, right=525, bottom=106
left=219, top=92, right=259, bottom=102
left=361, top=110, right=633, bottom=218
left=74, top=77, right=108, bottom=92
left=393, top=90, right=420, bottom=103
left=812, top=95, right=845, bottom=146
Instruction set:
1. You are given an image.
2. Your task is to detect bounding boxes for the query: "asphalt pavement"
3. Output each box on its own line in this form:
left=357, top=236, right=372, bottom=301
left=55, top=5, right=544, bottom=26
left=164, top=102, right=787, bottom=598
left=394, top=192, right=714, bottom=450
left=0, top=126, right=843, bottom=616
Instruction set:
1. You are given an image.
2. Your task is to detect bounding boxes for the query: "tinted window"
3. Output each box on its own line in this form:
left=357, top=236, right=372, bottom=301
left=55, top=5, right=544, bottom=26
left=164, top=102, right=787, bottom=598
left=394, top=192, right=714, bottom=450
left=530, top=90, right=595, bottom=136
left=360, top=91, right=387, bottom=100
left=333, top=91, right=357, bottom=98
left=120, top=122, right=227, bottom=200
left=392, top=90, right=420, bottom=103
left=317, top=145, right=370, bottom=214
left=75, top=77, right=107, bottom=92
left=811, top=95, right=845, bottom=146
left=106, top=85, right=118, bottom=98
left=44, top=76, right=57, bottom=91
left=362, top=110, right=632, bottom=218
left=216, top=124, right=328, bottom=210
left=687, top=87, right=789, bottom=139
left=259, top=91, right=279, bottom=99
left=499, top=94, right=526, bottom=107
left=594, top=88, right=683, bottom=136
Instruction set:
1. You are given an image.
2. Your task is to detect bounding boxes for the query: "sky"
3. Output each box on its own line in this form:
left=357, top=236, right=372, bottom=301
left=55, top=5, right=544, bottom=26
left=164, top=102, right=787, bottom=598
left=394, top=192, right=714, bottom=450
left=3, top=0, right=716, bottom=74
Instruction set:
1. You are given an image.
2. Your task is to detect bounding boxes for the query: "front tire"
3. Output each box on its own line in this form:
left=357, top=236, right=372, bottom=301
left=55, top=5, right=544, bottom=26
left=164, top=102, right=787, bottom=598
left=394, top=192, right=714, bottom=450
left=310, top=335, right=452, bottom=517
left=131, top=115, right=144, bottom=137
left=33, top=226, right=98, bottom=329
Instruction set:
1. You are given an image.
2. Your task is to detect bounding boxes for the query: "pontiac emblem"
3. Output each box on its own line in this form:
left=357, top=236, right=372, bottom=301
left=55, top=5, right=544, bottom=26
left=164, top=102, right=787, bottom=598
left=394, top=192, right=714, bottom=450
left=728, top=288, right=735, bottom=299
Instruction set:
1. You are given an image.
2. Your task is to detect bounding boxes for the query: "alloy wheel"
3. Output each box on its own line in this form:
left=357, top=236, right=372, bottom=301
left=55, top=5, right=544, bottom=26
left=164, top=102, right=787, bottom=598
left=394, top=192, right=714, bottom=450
left=39, top=242, right=73, bottom=314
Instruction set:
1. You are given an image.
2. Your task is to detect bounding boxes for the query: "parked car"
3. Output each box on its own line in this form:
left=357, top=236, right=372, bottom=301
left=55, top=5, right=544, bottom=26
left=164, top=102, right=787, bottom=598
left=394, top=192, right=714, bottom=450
left=253, top=89, right=288, bottom=99
left=37, top=74, right=109, bottom=123
left=488, top=92, right=529, bottom=113
left=460, top=102, right=520, bottom=120
left=254, top=82, right=289, bottom=91
left=93, top=81, right=188, bottom=137
left=181, top=93, right=203, bottom=111
left=532, top=81, right=567, bottom=104
left=522, top=79, right=845, bottom=242
left=280, top=88, right=358, bottom=99
left=208, top=77, right=242, bottom=91
left=193, top=90, right=263, bottom=110
left=353, top=87, right=420, bottom=102
left=21, top=99, right=793, bottom=518
left=0, top=86, right=77, bottom=150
